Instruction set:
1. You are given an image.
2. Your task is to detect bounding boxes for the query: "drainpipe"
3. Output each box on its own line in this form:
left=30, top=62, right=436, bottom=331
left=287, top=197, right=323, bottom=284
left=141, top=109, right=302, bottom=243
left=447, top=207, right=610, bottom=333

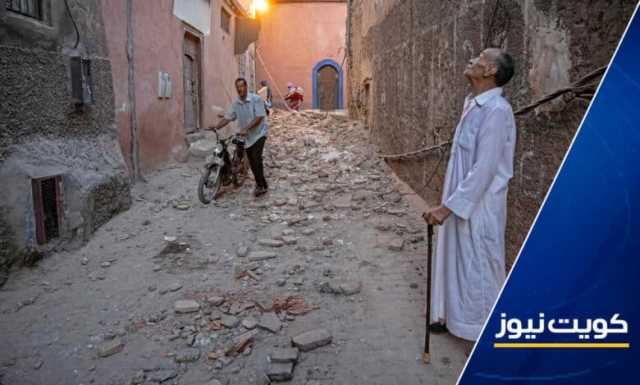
left=126, top=0, right=141, bottom=181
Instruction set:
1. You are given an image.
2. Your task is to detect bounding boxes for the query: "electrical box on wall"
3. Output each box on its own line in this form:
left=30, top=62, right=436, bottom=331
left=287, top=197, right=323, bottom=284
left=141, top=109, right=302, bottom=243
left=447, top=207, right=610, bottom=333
left=70, top=56, right=94, bottom=105
left=158, top=72, right=172, bottom=99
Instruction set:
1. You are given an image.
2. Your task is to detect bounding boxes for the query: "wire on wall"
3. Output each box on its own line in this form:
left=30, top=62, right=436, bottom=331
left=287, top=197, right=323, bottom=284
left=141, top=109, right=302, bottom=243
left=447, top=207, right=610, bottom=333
left=63, top=0, right=81, bottom=49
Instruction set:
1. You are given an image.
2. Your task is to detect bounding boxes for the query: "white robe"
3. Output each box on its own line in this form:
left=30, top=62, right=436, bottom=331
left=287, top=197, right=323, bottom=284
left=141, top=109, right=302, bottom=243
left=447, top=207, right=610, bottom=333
left=431, top=87, right=516, bottom=341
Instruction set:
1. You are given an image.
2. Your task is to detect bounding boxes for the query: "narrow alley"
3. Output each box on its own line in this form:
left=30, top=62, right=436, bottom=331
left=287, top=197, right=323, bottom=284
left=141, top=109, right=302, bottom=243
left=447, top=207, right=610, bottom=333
left=2, top=1, right=635, bottom=384
left=0, top=111, right=466, bottom=385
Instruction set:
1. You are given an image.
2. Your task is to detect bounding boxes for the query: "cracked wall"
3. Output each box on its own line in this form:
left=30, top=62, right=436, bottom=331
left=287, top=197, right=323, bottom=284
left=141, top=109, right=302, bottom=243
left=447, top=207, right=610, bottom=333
left=347, top=0, right=637, bottom=267
left=0, top=0, right=131, bottom=282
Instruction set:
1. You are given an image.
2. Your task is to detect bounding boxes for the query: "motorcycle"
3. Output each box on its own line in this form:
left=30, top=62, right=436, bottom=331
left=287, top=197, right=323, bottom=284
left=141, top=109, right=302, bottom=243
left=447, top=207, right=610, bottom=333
left=197, top=129, right=246, bottom=204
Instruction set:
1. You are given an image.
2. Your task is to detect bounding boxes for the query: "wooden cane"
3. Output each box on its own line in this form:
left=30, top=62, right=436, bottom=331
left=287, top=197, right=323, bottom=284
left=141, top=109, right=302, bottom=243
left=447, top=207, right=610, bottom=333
left=423, top=223, right=434, bottom=363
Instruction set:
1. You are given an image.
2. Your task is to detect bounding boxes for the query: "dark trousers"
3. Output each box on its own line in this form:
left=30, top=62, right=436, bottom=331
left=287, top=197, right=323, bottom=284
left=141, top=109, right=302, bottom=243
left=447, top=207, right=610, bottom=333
left=246, top=136, right=268, bottom=189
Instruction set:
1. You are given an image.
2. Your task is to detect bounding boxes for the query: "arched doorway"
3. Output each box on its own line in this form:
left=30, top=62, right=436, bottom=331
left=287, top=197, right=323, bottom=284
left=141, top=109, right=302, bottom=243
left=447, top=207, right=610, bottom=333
left=312, top=59, right=344, bottom=110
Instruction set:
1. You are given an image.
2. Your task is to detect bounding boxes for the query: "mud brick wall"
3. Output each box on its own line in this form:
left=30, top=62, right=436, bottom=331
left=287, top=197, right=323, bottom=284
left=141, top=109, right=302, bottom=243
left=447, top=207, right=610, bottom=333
left=347, top=0, right=637, bottom=267
left=0, top=0, right=131, bottom=277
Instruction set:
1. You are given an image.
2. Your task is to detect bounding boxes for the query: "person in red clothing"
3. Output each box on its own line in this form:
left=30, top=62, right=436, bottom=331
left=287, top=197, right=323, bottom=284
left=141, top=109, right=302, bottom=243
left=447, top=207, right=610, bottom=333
left=284, top=82, right=304, bottom=111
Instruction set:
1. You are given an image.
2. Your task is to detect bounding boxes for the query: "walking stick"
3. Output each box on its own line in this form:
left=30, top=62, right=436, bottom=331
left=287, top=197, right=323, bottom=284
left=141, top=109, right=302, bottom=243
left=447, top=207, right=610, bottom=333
left=423, top=223, right=434, bottom=363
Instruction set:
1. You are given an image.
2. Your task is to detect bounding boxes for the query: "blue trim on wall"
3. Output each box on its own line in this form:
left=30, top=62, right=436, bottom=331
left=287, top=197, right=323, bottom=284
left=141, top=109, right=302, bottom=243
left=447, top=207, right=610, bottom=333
left=312, top=59, right=344, bottom=110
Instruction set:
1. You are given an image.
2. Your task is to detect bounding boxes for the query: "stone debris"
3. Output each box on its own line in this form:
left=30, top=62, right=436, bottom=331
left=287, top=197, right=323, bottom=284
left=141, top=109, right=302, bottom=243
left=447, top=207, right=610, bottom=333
left=221, top=314, right=240, bottom=328
left=225, top=329, right=259, bottom=356
left=269, top=347, right=299, bottom=364
left=97, top=338, right=124, bottom=358
left=0, top=111, right=437, bottom=385
left=130, top=370, right=145, bottom=384
left=258, top=239, right=285, bottom=248
left=318, top=280, right=362, bottom=296
left=236, top=245, right=249, bottom=258
left=267, top=362, right=294, bottom=382
left=291, top=329, right=332, bottom=352
left=301, top=228, right=316, bottom=236
left=281, top=236, right=298, bottom=245
left=147, top=369, right=178, bottom=383
left=174, top=300, right=200, bottom=314
left=175, top=348, right=201, bottom=363
left=168, top=282, right=183, bottom=292
left=242, top=317, right=258, bottom=329
left=207, top=295, right=225, bottom=306
left=248, top=251, right=277, bottom=261
left=258, top=312, right=282, bottom=333
left=272, top=295, right=316, bottom=315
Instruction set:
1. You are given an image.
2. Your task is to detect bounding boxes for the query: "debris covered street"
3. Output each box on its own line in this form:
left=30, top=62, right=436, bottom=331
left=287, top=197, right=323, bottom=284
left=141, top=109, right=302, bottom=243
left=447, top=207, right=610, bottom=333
left=0, top=111, right=467, bottom=385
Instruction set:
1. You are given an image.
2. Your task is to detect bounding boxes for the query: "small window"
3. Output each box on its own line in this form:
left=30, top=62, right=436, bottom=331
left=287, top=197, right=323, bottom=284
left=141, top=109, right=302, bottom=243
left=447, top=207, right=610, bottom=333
left=221, top=7, right=231, bottom=34
left=6, top=0, right=42, bottom=20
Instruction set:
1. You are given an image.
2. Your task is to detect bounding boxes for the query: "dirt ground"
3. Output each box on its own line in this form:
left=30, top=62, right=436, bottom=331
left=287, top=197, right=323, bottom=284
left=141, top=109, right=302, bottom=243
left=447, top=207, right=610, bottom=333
left=0, top=110, right=467, bottom=385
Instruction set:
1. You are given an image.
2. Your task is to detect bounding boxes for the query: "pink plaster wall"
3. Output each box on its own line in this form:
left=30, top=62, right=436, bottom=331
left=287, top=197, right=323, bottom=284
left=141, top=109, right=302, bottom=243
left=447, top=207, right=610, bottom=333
left=255, top=2, right=347, bottom=110
left=102, top=0, right=249, bottom=173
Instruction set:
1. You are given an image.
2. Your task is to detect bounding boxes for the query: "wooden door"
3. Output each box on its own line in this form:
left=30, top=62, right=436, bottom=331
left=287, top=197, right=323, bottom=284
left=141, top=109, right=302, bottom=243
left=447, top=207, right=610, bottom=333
left=183, top=34, right=201, bottom=133
left=318, top=65, right=339, bottom=111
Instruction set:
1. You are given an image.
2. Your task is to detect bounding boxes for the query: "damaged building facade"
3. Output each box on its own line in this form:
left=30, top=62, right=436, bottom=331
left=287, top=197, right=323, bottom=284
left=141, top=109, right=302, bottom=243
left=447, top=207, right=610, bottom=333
left=0, top=0, right=261, bottom=284
left=347, top=0, right=637, bottom=266
left=101, top=0, right=260, bottom=176
left=0, top=0, right=131, bottom=283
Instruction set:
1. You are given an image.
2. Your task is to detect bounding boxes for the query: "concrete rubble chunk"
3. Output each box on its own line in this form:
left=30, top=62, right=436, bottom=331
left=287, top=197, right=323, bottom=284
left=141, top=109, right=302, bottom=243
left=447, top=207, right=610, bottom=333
left=248, top=251, right=278, bottom=261
left=258, top=239, right=285, bottom=248
left=147, top=369, right=178, bottom=383
left=242, top=317, right=258, bottom=329
left=174, top=299, right=200, bottom=314
left=175, top=348, right=200, bottom=363
left=318, top=280, right=361, bottom=296
left=254, top=295, right=273, bottom=311
left=207, top=296, right=225, bottom=306
left=270, top=347, right=299, bottom=364
left=281, top=236, right=298, bottom=245
left=340, top=281, right=362, bottom=296
left=97, top=338, right=124, bottom=358
left=236, top=245, right=249, bottom=258
left=168, top=282, right=183, bottom=292
left=225, top=329, right=259, bottom=356
left=229, top=301, right=254, bottom=315
left=291, top=329, right=332, bottom=352
left=301, top=228, right=316, bottom=236
left=130, top=370, right=145, bottom=384
left=221, top=314, right=240, bottom=328
left=258, top=312, right=282, bottom=333
left=267, top=362, right=294, bottom=382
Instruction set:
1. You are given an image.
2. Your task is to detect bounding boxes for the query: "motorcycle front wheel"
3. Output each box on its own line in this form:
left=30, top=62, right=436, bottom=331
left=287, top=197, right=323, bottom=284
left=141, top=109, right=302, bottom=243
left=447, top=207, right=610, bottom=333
left=198, top=165, right=222, bottom=204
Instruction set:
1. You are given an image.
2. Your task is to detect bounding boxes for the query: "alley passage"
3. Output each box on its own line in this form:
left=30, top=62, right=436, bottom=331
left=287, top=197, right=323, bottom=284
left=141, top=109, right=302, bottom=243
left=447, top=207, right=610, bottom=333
left=0, top=111, right=466, bottom=385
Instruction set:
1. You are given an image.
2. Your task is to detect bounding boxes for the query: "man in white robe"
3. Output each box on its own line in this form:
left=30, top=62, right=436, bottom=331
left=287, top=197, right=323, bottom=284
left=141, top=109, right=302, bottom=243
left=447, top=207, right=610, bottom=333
left=423, top=48, right=516, bottom=344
